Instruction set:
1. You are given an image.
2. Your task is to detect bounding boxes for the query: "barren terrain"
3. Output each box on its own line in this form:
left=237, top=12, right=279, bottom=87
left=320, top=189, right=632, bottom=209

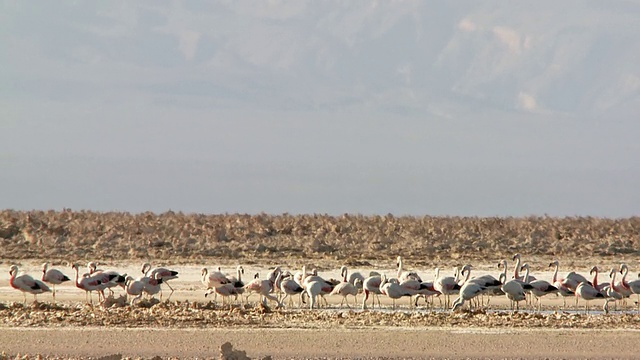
left=2, top=210, right=640, bottom=359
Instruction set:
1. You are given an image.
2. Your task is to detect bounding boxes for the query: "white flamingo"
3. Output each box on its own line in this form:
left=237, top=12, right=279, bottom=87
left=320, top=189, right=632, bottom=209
left=624, top=272, right=640, bottom=312
left=41, top=262, right=70, bottom=301
left=205, top=283, right=238, bottom=308
left=396, top=256, right=421, bottom=282
left=9, top=265, right=51, bottom=303
left=548, top=260, right=575, bottom=307
left=142, top=263, right=179, bottom=300
left=575, top=281, right=604, bottom=313
left=451, top=281, right=485, bottom=312
left=280, top=273, right=305, bottom=308
left=124, top=276, right=145, bottom=306
left=361, top=275, right=383, bottom=310
left=433, top=267, right=460, bottom=309
left=89, top=262, right=127, bottom=300
left=512, top=254, right=537, bottom=281
left=500, top=273, right=527, bottom=311
left=330, top=266, right=359, bottom=308
left=379, top=274, right=419, bottom=309
left=520, top=263, right=558, bottom=311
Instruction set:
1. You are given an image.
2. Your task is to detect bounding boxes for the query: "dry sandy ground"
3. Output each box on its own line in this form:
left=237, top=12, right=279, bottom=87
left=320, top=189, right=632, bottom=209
left=3, top=261, right=640, bottom=359
left=2, top=326, right=640, bottom=359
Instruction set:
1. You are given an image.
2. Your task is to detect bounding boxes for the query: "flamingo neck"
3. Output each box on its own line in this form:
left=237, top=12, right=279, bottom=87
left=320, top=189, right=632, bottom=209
left=513, top=258, right=521, bottom=278
left=463, top=268, right=471, bottom=284
left=9, top=271, right=17, bottom=289
left=552, top=264, right=559, bottom=283
left=611, top=271, right=617, bottom=289
left=621, top=267, right=629, bottom=287
left=74, top=267, right=83, bottom=289
left=523, top=267, right=529, bottom=283
left=592, top=269, right=598, bottom=288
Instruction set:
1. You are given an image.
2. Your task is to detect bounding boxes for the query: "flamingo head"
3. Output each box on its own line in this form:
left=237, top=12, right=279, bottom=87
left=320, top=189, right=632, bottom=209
left=9, top=265, right=18, bottom=276
left=254, top=272, right=259, bottom=279
left=340, top=266, right=347, bottom=277
left=589, top=266, right=598, bottom=275
left=512, top=253, right=521, bottom=261
left=520, top=263, right=529, bottom=272
left=619, top=263, right=628, bottom=273
left=461, top=264, right=472, bottom=276
left=609, top=268, right=617, bottom=278
left=201, top=268, right=208, bottom=277
left=238, top=265, right=244, bottom=274
left=141, top=263, right=151, bottom=274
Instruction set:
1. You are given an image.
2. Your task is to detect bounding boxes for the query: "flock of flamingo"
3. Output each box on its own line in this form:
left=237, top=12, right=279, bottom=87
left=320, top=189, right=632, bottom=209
left=7, top=254, right=640, bottom=314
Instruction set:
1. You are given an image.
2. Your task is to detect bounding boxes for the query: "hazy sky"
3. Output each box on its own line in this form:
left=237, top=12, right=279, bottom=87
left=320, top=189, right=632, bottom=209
left=2, top=1, right=639, bottom=217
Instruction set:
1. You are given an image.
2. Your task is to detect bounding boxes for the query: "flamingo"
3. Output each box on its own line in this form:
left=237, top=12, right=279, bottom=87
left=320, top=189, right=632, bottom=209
left=603, top=269, right=624, bottom=312
left=361, top=275, right=383, bottom=310
left=140, top=273, right=165, bottom=299
left=280, top=273, right=305, bottom=308
left=41, top=262, right=70, bottom=301
left=9, top=265, right=51, bottom=303
left=348, top=270, right=365, bottom=292
left=379, top=274, right=419, bottom=309
left=201, top=267, right=231, bottom=289
left=451, top=281, right=486, bottom=312
left=330, top=266, right=359, bottom=308
left=520, top=263, right=558, bottom=311
left=616, top=264, right=634, bottom=303
left=89, top=262, right=127, bottom=300
left=205, top=283, right=238, bottom=308
left=433, top=267, right=461, bottom=309
left=589, top=266, right=610, bottom=295
left=243, top=267, right=282, bottom=307
left=548, top=261, right=575, bottom=307
left=71, top=263, right=114, bottom=304
left=396, top=256, right=421, bottom=282
left=512, top=254, right=537, bottom=281
left=142, top=263, right=179, bottom=300
left=575, top=281, right=604, bottom=313
left=306, top=280, right=327, bottom=309
left=500, top=273, right=527, bottom=311
left=124, top=276, right=145, bottom=306
left=463, top=265, right=501, bottom=307
left=624, top=272, right=640, bottom=312
left=201, top=267, right=231, bottom=303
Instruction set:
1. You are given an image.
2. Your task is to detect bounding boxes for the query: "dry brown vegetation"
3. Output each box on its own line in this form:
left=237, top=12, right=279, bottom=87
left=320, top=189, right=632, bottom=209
left=1, top=210, right=639, bottom=265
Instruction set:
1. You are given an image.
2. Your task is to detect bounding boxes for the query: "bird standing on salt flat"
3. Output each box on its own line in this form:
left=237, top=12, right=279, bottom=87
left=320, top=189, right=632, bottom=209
left=575, top=281, right=604, bottom=313
left=330, top=266, right=359, bottom=308
left=451, top=281, right=485, bottom=312
left=500, top=273, right=527, bottom=311
left=434, top=267, right=460, bottom=309
left=124, top=275, right=145, bottom=306
left=10, top=265, right=51, bottom=303
left=41, top=262, right=70, bottom=301
left=361, top=274, right=382, bottom=310
left=142, top=262, right=179, bottom=300
left=520, top=263, right=558, bottom=311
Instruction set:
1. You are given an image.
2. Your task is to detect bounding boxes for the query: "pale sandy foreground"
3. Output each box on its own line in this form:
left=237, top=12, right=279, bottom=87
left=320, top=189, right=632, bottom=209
left=2, top=327, right=640, bottom=359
